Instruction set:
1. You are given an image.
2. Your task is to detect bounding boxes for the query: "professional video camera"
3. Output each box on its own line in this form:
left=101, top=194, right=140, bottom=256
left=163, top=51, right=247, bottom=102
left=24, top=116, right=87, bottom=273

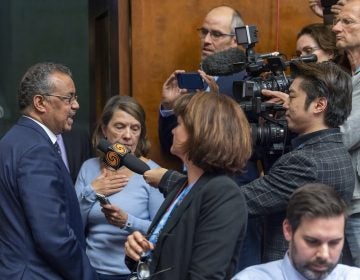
left=233, top=25, right=317, bottom=158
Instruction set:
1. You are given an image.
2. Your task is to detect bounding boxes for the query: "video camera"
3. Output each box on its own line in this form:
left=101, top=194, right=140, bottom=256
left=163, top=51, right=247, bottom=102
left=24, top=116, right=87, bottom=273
left=233, top=25, right=317, bottom=158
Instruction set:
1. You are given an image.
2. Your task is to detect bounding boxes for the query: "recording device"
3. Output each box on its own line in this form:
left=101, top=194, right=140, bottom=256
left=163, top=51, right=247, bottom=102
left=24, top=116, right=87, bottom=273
left=235, top=25, right=258, bottom=46
left=95, top=193, right=111, bottom=205
left=321, top=0, right=338, bottom=25
left=201, top=47, right=283, bottom=76
left=97, top=139, right=150, bottom=174
left=233, top=54, right=317, bottom=102
left=176, top=72, right=204, bottom=91
left=232, top=25, right=317, bottom=157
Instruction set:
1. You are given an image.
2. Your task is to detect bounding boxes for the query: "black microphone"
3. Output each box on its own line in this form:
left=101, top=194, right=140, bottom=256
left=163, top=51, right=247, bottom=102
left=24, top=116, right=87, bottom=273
left=97, top=138, right=150, bottom=174
left=286, top=54, right=318, bottom=67
left=201, top=47, right=247, bottom=76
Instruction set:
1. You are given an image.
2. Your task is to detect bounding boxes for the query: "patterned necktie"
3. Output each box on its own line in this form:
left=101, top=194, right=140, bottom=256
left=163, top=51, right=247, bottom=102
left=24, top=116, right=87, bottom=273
left=54, top=141, right=61, bottom=155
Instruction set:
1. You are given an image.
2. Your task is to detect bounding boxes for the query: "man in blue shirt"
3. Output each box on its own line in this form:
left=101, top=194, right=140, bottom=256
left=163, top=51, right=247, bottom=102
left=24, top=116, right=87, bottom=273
left=232, top=183, right=360, bottom=280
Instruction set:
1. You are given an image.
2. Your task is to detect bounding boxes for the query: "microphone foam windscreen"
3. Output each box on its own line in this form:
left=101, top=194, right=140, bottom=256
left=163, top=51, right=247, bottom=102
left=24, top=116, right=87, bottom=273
left=202, top=48, right=247, bottom=76
left=122, top=153, right=150, bottom=175
left=98, top=138, right=111, bottom=153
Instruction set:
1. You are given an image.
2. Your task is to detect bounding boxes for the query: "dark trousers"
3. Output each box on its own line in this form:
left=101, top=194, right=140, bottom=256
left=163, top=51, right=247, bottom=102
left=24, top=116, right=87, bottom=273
left=236, top=217, right=263, bottom=272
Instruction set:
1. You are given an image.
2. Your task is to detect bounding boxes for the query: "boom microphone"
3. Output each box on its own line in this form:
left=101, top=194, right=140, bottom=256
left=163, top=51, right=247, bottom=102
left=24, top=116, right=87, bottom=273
left=97, top=138, right=150, bottom=174
left=291, top=54, right=317, bottom=63
left=201, top=47, right=247, bottom=76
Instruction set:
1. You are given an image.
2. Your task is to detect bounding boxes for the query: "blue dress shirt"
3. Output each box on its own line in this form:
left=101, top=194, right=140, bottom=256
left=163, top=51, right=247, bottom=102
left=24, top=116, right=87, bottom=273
left=232, top=252, right=360, bottom=280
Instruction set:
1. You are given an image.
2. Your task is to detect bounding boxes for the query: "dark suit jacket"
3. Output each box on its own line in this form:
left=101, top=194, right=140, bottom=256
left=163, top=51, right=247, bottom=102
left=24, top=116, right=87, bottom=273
left=240, top=128, right=355, bottom=261
left=0, top=116, right=96, bottom=279
left=158, top=71, right=259, bottom=185
left=157, top=129, right=355, bottom=264
left=62, top=127, right=92, bottom=183
left=126, top=172, right=248, bottom=280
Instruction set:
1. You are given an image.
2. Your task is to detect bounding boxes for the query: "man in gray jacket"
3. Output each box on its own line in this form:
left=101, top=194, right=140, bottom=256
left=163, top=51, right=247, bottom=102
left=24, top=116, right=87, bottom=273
left=150, top=60, right=355, bottom=265
left=332, top=0, right=360, bottom=267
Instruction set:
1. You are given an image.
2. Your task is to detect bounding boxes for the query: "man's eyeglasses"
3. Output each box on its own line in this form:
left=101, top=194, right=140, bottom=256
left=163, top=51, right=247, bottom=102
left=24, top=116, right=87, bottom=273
left=197, top=27, right=234, bottom=40
left=43, top=94, right=78, bottom=104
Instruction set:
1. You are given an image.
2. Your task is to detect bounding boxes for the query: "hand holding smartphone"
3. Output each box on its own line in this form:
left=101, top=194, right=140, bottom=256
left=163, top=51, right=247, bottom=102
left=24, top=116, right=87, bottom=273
left=96, top=193, right=111, bottom=205
left=176, top=72, right=205, bottom=91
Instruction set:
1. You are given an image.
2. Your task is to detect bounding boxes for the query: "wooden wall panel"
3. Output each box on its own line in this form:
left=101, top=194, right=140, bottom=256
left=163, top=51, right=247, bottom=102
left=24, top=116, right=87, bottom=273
left=129, top=0, right=321, bottom=169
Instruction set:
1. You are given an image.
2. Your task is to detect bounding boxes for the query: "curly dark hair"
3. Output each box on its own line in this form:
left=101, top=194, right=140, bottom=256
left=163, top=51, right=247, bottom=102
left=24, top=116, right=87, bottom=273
left=18, top=62, right=72, bottom=112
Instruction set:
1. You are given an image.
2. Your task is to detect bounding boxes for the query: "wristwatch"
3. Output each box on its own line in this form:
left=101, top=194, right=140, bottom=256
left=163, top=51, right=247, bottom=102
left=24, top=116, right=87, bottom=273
left=121, top=219, right=132, bottom=230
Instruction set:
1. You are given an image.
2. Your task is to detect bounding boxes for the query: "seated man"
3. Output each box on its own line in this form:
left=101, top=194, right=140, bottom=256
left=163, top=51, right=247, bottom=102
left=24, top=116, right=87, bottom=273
left=232, top=183, right=360, bottom=279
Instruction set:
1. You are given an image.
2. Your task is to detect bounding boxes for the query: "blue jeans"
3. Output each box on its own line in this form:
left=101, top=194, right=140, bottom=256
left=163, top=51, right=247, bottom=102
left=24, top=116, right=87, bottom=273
left=345, top=214, right=360, bottom=267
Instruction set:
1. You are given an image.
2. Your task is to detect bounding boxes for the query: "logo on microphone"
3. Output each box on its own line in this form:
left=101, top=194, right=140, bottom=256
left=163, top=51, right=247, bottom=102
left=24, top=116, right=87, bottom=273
left=103, top=143, right=130, bottom=170
left=113, top=143, right=128, bottom=155
left=104, top=151, right=121, bottom=169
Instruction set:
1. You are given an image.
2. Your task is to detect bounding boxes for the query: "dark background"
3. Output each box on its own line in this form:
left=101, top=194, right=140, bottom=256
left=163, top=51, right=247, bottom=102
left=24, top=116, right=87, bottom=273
left=0, top=0, right=90, bottom=136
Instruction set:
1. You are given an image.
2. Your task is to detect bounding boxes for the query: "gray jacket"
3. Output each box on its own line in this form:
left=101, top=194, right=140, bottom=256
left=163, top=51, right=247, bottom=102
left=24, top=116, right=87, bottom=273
left=341, top=73, right=360, bottom=214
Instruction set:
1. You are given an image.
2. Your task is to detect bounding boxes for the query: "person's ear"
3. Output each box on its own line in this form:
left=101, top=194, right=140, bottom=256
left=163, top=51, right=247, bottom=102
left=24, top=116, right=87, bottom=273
left=33, top=94, right=47, bottom=113
left=283, top=219, right=293, bottom=242
left=313, top=97, right=327, bottom=113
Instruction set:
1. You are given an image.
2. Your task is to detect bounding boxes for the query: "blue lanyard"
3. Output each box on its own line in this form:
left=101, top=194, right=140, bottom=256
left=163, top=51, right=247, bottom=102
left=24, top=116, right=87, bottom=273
left=148, top=181, right=194, bottom=246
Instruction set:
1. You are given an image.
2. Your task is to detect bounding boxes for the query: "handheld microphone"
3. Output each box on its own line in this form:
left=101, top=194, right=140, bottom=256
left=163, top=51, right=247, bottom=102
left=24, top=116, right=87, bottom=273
left=201, top=47, right=247, bottom=76
left=97, top=138, right=150, bottom=174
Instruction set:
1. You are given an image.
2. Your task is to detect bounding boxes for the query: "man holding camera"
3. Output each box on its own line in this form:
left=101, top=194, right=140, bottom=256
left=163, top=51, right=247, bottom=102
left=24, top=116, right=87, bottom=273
left=154, top=61, right=355, bottom=265
left=157, top=6, right=262, bottom=270
left=239, top=61, right=355, bottom=262
left=158, top=6, right=259, bottom=186
left=158, top=6, right=246, bottom=153
left=264, top=0, right=360, bottom=267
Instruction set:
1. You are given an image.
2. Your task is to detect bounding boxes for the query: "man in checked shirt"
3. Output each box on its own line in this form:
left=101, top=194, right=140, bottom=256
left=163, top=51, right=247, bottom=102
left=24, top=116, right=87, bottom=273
left=148, top=60, right=355, bottom=267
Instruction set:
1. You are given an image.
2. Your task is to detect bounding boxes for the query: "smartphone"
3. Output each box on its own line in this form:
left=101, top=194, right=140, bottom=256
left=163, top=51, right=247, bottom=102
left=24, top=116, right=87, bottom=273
left=176, top=72, right=204, bottom=91
left=321, top=0, right=337, bottom=25
left=95, top=193, right=111, bottom=205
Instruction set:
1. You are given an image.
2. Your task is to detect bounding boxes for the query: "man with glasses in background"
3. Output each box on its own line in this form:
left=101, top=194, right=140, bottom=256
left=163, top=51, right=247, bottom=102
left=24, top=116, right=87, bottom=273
left=158, top=6, right=251, bottom=159
left=331, top=0, right=360, bottom=267
left=0, top=62, right=96, bottom=279
left=157, top=5, right=261, bottom=271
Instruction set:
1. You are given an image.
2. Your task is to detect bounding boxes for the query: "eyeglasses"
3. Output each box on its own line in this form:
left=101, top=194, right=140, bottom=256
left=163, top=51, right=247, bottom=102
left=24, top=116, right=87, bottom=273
left=130, top=232, right=174, bottom=279
left=43, top=93, right=78, bottom=104
left=130, top=256, right=172, bottom=280
left=333, top=17, right=360, bottom=27
left=295, top=46, right=320, bottom=57
left=197, top=27, right=235, bottom=40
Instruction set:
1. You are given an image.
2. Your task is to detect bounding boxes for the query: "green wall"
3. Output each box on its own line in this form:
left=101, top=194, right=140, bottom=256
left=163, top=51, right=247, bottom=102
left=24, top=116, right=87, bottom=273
left=0, top=0, right=90, bottom=136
